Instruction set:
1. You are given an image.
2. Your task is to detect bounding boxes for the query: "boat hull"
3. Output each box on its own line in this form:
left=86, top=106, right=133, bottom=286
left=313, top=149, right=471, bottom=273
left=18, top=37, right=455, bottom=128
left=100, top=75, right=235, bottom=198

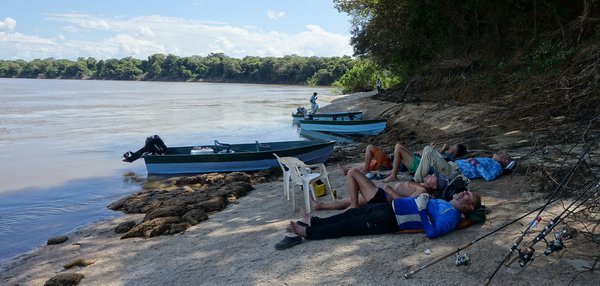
left=142, top=140, right=335, bottom=174
left=292, top=111, right=362, bottom=124
left=299, top=119, right=387, bottom=136
left=299, top=129, right=354, bottom=143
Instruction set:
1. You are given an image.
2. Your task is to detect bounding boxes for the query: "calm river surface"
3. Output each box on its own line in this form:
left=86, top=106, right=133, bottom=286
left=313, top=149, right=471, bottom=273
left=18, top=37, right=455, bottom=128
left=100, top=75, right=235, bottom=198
left=0, top=78, right=335, bottom=264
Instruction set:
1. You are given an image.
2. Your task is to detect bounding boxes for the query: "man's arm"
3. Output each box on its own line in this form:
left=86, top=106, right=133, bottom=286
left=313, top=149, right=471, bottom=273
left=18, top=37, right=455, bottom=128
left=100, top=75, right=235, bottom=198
left=418, top=200, right=460, bottom=238
left=474, top=158, right=503, bottom=181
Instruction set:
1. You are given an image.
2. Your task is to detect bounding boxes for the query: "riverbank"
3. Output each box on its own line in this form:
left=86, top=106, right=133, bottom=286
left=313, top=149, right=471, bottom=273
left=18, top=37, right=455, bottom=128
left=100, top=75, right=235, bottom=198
left=1, top=92, right=598, bottom=285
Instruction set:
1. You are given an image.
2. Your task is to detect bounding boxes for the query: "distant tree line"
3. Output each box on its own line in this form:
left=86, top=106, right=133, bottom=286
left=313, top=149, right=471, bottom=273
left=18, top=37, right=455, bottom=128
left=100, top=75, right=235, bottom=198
left=0, top=53, right=355, bottom=86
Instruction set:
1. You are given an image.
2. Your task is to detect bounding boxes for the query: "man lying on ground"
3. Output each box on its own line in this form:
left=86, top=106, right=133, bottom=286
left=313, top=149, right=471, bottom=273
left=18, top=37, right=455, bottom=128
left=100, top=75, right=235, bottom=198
left=414, top=146, right=511, bottom=182
left=338, top=143, right=466, bottom=182
left=283, top=191, right=480, bottom=246
left=312, top=167, right=447, bottom=211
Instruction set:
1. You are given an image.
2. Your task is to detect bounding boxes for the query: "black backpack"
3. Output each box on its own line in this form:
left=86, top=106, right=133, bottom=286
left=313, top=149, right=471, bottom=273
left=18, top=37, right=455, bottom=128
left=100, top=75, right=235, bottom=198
left=435, top=172, right=469, bottom=202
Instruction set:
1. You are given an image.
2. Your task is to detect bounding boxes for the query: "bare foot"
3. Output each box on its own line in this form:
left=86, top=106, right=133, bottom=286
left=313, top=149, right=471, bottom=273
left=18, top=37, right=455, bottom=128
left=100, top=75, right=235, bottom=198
left=310, top=196, right=322, bottom=211
left=382, top=176, right=398, bottom=182
left=300, top=208, right=312, bottom=225
left=337, top=163, right=349, bottom=176
left=344, top=205, right=358, bottom=211
left=290, top=221, right=307, bottom=237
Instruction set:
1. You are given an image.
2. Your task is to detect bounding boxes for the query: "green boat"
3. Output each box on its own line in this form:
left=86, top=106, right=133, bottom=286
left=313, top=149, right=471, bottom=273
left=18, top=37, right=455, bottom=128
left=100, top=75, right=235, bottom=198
left=123, top=136, right=335, bottom=174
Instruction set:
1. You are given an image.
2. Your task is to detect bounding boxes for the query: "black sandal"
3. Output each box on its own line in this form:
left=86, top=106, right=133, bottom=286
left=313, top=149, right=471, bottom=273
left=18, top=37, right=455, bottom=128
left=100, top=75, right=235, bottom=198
left=274, top=235, right=302, bottom=250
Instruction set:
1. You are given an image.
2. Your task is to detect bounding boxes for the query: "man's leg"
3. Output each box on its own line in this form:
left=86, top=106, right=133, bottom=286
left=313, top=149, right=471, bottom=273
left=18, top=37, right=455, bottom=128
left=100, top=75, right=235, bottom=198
left=362, top=144, right=391, bottom=173
left=337, top=163, right=366, bottom=176
left=413, top=146, right=457, bottom=182
left=311, top=196, right=367, bottom=211
left=347, top=168, right=380, bottom=208
left=361, top=144, right=377, bottom=172
left=295, top=203, right=399, bottom=240
left=384, top=143, right=415, bottom=182
left=339, top=145, right=389, bottom=176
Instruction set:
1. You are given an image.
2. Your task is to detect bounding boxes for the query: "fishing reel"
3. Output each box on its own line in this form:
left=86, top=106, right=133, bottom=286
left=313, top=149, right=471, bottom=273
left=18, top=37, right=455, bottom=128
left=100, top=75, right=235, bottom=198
left=544, top=228, right=576, bottom=256
left=455, top=253, right=471, bottom=266
left=517, top=247, right=535, bottom=267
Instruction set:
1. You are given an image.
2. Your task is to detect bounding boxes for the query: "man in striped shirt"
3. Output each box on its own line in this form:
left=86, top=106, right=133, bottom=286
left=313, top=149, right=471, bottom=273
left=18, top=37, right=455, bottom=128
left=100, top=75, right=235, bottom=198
left=288, top=191, right=480, bottom=240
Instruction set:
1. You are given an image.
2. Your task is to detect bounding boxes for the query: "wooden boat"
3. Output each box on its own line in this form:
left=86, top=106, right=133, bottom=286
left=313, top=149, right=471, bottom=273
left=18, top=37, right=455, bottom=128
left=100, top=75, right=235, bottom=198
left=299, top=119, right=387, bottom=136
left=292, top=111, right=363, bottom=124
left=140, top=140, right=336, bottom=174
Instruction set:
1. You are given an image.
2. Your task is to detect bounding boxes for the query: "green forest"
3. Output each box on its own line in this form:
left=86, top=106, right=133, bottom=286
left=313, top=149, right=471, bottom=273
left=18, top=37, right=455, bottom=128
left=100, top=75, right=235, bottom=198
left=0, top=54, right=355, bottom=86
left=333, top=0, right=599, bottom=105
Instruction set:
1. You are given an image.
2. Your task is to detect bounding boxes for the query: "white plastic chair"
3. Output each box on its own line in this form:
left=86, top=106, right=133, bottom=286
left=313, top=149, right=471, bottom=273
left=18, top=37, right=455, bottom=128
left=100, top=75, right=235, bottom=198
left=273, top=154, right=334, bottom=213
left=273, top=153, right=292, bottom=201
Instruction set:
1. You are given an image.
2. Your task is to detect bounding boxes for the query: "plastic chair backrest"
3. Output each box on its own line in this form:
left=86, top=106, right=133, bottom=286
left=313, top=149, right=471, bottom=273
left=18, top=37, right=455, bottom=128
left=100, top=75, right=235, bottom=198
left=274, top=154, right=303, bottom=181
left=282, top=157, right=304, bottom=181
left=273, top=153, right=289, bottom=172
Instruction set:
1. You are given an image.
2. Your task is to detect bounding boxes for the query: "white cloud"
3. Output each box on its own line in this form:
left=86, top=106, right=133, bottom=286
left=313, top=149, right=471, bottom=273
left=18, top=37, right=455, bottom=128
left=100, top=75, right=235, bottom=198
left=0, top=17, right=17, bottom=31
left=136, top=26, right=155, bottom=37
left=0, top=31, right=57, bottom=60
left=62, top=25, right=78, bottom=33
left=0, top=13, right=352, bottom=60
left=267, top=10, right=285, bottom=20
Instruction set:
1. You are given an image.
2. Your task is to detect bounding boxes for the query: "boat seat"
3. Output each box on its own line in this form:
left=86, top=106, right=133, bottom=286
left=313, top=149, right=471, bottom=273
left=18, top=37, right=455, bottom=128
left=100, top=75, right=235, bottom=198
left=255, top=140, right=271, bottom=151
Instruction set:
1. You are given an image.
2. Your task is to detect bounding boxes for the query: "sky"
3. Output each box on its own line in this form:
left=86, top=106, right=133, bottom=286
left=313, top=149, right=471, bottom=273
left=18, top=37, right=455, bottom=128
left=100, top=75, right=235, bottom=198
left=0, top=0, right=354, bottom=61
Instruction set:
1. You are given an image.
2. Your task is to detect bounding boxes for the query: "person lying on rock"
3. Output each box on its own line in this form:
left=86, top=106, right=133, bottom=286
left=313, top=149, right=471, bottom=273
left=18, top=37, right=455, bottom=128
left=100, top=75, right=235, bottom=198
left=413, top=146, right=511, bottom=182
left=338, top=142, right=466, bottom=182
left=312, top=167, right=448, bottom=211
left=279, top=191, right=480, bottom=247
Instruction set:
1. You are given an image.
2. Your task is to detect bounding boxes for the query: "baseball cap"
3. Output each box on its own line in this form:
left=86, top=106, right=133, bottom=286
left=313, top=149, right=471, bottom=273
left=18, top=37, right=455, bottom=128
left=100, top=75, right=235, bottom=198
left=429, top=167, right=448, bottom=191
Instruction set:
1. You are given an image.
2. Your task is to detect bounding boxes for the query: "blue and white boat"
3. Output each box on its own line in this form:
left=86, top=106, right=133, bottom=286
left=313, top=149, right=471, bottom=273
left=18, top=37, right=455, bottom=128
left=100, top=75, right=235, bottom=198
left=299, top=129, right=354, bottom=143
left=299, top=119, right=387, bottom=136
left=292, top=110, right=363, bottom=124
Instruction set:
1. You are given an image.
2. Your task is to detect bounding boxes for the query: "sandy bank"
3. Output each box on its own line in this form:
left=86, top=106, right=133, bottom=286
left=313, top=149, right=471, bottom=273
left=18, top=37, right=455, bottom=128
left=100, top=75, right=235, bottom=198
left=1, top=92, right=598, bottom=286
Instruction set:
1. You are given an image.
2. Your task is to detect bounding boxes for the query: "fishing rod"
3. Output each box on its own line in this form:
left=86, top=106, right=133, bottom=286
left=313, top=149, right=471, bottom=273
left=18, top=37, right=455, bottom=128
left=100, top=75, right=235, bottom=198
left=483, top=132, right=600, bottom=286
left=504, top=179, right=600, bottom=268
left=403, top=179, right=596, bottom=279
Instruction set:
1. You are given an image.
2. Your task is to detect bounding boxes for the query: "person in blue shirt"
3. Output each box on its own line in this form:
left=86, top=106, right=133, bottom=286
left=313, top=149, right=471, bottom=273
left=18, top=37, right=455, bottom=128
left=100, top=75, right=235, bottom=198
left=286, top=190, right=480, bottom=241
left=414, top=146, right=511, bottom=182
left=309, top=92, right=319, bottom=114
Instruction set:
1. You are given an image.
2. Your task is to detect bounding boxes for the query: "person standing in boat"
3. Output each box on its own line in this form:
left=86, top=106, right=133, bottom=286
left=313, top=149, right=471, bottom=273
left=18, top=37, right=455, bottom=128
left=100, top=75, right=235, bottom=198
left=309, top=92, right=319, bottom=114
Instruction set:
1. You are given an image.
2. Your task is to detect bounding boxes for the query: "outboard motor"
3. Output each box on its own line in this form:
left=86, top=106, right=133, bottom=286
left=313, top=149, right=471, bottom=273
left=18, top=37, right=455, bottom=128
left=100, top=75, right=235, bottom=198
left=122, top=135, right=167, bottom=163
left=296, top=107, right=308, bottom=116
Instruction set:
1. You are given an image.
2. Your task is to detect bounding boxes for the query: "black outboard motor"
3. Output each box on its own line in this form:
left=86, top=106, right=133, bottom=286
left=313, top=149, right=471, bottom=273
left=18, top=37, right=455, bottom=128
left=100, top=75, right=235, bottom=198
left=296, top=107, right=308, bottom=116
left=122, top=135, right=167, bottom=163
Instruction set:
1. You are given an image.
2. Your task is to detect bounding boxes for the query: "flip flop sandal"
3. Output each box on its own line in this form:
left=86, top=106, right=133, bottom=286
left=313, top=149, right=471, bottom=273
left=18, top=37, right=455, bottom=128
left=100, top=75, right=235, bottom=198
left=274, top=235, right=303, bottom=250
